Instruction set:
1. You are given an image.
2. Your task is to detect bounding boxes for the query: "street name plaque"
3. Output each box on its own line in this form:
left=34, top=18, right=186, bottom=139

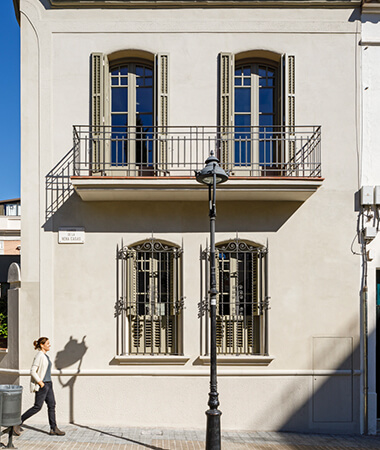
left=58, top=227, right=85, bottom=244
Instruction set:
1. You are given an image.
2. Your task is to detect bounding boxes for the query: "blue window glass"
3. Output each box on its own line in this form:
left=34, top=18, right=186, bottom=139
left=137, top=87, right=153, bottom=113
left=259, top=88, right=273, bottom=114
left=235, top=88, right=251, bottom=113
left=234, top=62, right=277, bottom=168
left=111, top=62, right=154, bottom=168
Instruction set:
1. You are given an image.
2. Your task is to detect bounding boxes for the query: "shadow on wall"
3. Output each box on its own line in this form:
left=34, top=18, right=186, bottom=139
left=43, top=193, right=303, bottom=234
left=45, top=148, right=76, bottom=223
left=55, top=336, right=88, bottom=424
left=234, top=317, right=362, bottom=435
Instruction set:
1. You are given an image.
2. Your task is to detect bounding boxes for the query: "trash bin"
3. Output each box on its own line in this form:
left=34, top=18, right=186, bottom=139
left=0, top=385, right=23, bottom=428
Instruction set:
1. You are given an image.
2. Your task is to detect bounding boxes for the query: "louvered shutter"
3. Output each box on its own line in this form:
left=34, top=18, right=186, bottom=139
left=282, top=54, right=296, bottom=167
left=252, top=253, right=259, bottom=316
left=90, top=53, right=109, bottom=173
left=219, top=53, right=234, bottom=168
left=103, top=55, right=111, bottom=167
left=156, top=53, right=169, bottom=174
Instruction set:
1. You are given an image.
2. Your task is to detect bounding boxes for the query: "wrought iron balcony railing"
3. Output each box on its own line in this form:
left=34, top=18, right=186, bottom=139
left=73, top=125, right=321, bottom=178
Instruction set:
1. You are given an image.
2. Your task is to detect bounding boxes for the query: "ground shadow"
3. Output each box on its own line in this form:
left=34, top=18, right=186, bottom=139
left=21, top=424, right=51, bottom=435
left=55, top=336, right=88, bottom=424
left=72, top=423, right=167, bottom=450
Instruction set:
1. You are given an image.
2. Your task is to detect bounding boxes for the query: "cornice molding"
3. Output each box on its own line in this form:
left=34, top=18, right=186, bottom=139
left=362, top=1, right=380, bottom=13
left=47, top=0, right=362, bottom=9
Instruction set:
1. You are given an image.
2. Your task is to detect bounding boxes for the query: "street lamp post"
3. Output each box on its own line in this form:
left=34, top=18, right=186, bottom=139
left=195, top=152, right=229, bottom=450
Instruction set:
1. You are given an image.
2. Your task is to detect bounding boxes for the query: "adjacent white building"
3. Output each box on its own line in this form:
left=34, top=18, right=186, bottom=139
left=360, top=0, right=380, bottom=435
left=5, top=0, right=367, bottom=434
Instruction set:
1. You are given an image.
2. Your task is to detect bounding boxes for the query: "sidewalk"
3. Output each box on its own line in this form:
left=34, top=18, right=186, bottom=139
left=2, top=424, right=380, bottom=449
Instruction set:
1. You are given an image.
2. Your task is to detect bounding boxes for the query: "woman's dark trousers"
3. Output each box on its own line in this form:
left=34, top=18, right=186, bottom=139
left=21, top=381, right=57, bottom=429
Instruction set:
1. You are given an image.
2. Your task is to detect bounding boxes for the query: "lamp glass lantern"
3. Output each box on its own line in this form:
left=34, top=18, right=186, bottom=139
left=195, top=154, right=229, bottom=186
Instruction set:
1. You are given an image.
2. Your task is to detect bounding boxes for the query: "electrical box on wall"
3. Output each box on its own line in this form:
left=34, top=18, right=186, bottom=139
left=361, top=186, right=374, bottom=206
left=364, top=226, right=377, bottom=240
left=374, top=186, right=380, bottom=206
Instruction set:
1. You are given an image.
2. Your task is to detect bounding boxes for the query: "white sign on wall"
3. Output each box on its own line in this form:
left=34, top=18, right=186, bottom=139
left=58, top=227, right=85, bottom=244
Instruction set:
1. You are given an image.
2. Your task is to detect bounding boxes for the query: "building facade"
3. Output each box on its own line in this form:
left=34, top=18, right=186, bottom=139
left=360, top=0, right=380, bottom=435
left=0, top=198, right=21, bottom=350
left=8, top=0, right=364, bottom=434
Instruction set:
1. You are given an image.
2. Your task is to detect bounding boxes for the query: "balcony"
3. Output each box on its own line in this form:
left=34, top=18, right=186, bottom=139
left=70, top=125, right=322, bottom=202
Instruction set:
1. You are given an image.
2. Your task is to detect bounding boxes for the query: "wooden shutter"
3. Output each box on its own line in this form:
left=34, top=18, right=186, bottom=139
left=282, top=54, right=296, bottom=165
left=90, top=53, right=109, bottom=173
left=156, top=53, right=169, bottom=174
left=252, top=253, right=259, bottom=316
left=219, top=53, right=234, bottom=168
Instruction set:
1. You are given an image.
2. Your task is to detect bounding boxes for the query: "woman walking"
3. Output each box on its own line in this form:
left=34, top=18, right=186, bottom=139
left=14, top=337, right=65, bottom=436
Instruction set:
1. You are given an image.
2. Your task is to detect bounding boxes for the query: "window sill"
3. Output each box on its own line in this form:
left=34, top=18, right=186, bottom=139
left=195, top=355, right=274, bottom=366
left=114, top=355, right=190, bottom=365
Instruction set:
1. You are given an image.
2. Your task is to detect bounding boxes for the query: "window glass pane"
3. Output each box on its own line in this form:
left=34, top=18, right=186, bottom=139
left=235, top=77, right=242, bottom=86
left=111, top=115, right=128, bottom=165
left=243, top=78, right=251, bottom=86
left=235, top=114, right=251, bottom=134
left=259, top=115, right=274, bottom=127
left=136, top=65, right=144, bottom=77
left=136, top=87, right=153, bottom=113
left=112, top=87, right=128, bottom=112
left=112, top=114, right=128, bottom=128
left=111, top=69, right=119, bottom=76
left=120, top=66, right=128, bottom=75
left=235, top=67, right=242, bottom=76
left=259, top=88, right=274, bottom=114
left=235, top=114, right=251, bottom=165
left=258, top=67, right=267, bottom=77
left=235, top=88, right=251, bottom=113
left=111, top=77, right=118, bottom=86
left=260, top=140, right=273, bottom=165
left=120, top=77, right=128, bottom=86
left=137, top=114, right=153, bottom=128
left=243, top=66, right=250, bottom=76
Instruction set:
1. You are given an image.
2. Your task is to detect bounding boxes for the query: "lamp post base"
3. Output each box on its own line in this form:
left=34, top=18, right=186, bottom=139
left=205, top=408, right=222, bottom=450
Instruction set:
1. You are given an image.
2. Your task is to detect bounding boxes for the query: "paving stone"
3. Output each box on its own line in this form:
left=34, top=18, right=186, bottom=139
left=2, top=424, right=380, bottom=449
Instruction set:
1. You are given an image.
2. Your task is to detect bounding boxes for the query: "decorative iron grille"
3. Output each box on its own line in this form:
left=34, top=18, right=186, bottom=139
left=200, top=238, right=269, bottom=356
left=116, top=238, right=183, bottom=355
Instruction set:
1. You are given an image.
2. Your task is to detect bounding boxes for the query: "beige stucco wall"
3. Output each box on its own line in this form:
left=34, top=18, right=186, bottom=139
left=14, top=0, right=361, bottom=433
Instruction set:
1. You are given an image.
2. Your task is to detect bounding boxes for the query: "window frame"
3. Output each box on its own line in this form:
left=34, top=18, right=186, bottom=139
left=90, top=52, right=169, bottom=176
left=200, top=238, right=269, bottom=356
left=116, top=238, right=184, bottom=356
left=234, top=58, right=280, bottom=168
left=218, top=51, right=295, bottom=175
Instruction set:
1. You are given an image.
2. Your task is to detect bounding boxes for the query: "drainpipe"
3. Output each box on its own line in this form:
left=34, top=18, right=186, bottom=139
left=362, top=281, right=368, bottom=435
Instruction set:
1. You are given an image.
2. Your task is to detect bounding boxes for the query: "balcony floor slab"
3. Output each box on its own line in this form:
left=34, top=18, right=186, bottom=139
left=71, top=176, right=323, bottom=202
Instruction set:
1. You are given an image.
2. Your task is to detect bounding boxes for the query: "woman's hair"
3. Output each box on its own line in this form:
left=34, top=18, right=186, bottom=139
left=33, top=337, right=49, bottom=350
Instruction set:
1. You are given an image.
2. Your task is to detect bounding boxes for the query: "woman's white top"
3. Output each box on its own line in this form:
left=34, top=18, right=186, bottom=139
left=30, top=350, right=49, bottom=393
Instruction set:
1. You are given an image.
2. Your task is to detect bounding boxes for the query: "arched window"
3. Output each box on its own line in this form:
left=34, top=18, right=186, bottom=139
left=116, top=238, right=183, bottom=356
left=110, top=61, right=154, bottom=170
left=90, top=51, right=168, bottom=175
left=219, top=51, right=295, bottom=176
left=201, top=238, right=269, bottom=355
left=234, top=61, right=278, bottom=167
